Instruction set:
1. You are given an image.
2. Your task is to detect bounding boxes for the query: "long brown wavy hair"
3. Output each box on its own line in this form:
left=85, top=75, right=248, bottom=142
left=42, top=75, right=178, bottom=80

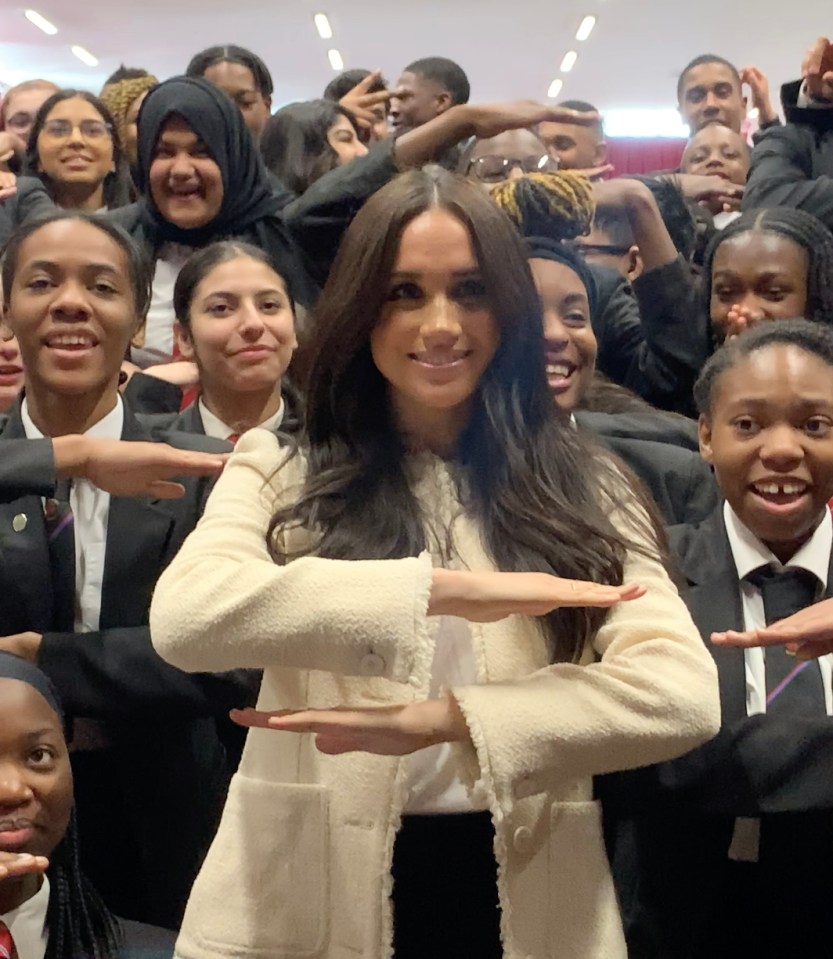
left=269, top=167, right=664, bottom=662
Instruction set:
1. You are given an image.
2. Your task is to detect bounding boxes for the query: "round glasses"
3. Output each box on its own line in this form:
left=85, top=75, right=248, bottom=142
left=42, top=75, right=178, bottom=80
left=469, top=154, right=560, bottom=183
left=41, top=119, right=112, bottom=140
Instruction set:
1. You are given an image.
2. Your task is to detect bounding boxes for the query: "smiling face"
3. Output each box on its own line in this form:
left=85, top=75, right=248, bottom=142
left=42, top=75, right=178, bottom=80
left=710, top=231, right=809, bottom=338
left=700, top=344, right=833, bottom=562
left=370, top=208, right=500, bottom=441
left=148, top=115, right=224, bottom=230
left=0, top=678, right=72, bottom=862
left=0, top=324, right=24, bottom=413
left=682, top=123, right=750, bottom=185
left=35, top=96, right=115, bottom=197
left=176, top=255, right=296, bottom=396
left=529, top=258, right=597, bottom=413
left=327, top=114, right=368, bottom=165
left=4, top=219, right=137, bottom=400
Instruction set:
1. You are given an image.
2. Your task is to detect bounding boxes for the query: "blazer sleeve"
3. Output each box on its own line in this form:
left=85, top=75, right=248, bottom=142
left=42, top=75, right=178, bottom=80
left=600, top=707, right=833, bottom=817
left=281, top=143, right=399, bottom=287
left=744, top=123, right=833, bottom=229
left=0, top=438, right=57, bottom=500
left=38, top=625, right=258, bottom=719
left=449, top=496, right=721, bottom=811
left=150, top=428, right=435, bottom=682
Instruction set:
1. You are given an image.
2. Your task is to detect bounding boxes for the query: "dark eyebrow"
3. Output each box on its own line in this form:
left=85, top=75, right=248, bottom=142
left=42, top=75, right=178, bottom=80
left=390, top=268, right=482, bottom=279
left=562, top=293, right=589, bottom=306
left=24, top=260, right=123, bottom=275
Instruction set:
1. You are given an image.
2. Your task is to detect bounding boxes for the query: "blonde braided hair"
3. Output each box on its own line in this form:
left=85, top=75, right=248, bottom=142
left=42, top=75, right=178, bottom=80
left=489, top=171, right=595, bottom=241
left=100, top=74, right=158, bottom=148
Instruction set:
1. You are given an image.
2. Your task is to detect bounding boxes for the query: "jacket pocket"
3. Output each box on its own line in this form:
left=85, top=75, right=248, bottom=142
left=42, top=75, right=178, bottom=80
left=178, top=774, right=329, bottom=959
left=547, top=800, right=626, bottom=959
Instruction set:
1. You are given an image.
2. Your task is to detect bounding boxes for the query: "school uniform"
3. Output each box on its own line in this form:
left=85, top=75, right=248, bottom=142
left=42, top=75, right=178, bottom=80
left=603, top=502, right=833, bottom=959
left=575, top=411, right=717, bottom=526
left=0, top=878, right=176, bottom=959
left=0, top=399, right=258, bottom=930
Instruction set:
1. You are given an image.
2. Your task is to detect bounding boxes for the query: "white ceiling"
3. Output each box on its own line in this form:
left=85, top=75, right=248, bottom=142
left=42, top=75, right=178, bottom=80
left=0, top=0, right=830, bottom=117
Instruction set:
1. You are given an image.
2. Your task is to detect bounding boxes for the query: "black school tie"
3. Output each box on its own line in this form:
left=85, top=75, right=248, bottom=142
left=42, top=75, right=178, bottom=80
left=746, top=565, right=826, bottom=717
left=44, top=478, right=75, bottom=631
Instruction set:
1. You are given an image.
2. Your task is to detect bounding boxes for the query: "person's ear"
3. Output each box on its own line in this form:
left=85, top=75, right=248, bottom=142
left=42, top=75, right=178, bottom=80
left=626, top=246, right=643, bottom=282
left=173, top=321, right=195, bottom=361
left=435, top=92, right=452, bottom=116
left=698, top=413, right=714, bottom=464
left=594, top=139, right=608, bottom=165
left=263, top=95, right=272, bottom=113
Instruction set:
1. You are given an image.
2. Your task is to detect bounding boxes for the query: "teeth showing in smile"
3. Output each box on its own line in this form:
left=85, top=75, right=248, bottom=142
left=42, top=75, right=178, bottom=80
left=412, top=352, right=469, bottom=367
left=546, top=363, right=574, bottom=378
left=753, top=482, right=807, bottom=496
left=47, top=335, right=95, bottom=348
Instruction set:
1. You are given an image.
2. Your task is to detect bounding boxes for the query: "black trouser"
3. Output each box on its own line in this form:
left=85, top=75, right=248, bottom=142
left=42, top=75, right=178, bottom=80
left=392, top=811, right=502, bottom=959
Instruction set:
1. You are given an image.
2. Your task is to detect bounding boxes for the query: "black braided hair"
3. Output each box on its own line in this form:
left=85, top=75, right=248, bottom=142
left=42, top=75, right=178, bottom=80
left=45, top=811, right=122, bottom=959
left=694, top=318, right=833, bottom=418
left=702, top=207, right=833, bottom=327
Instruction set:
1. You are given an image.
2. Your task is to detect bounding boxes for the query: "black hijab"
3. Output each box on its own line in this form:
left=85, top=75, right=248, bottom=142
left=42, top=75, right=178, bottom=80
left=134, top=76, right=316, bottom=305
left=525, top=235, right=599, bottom=318
left=0, top=651, right=64, bottom=720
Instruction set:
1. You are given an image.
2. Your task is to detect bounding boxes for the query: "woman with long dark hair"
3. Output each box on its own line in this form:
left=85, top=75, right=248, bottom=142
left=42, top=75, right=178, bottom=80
left=260, top=100, right=367, bottom=196
left=150, top=168, right=719, bottom=959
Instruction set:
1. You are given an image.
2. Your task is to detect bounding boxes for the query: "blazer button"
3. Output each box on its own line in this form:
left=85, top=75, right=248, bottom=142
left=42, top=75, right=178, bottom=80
left=512, top=826, right=533, bottom=853
left=359, top=653, right=386, bottom=677
left=12, top=513, right=27, bottom=532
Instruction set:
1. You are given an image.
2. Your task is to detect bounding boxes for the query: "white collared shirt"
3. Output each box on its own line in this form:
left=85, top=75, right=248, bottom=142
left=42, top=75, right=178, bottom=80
left=132, top=243, right=193, bottom=368
left=723, top=502, right=833, bottom=716
left=723, top=504, right=833, bottom=862
left=22, top=397, right=125, bottom=633
left=197, top=398, right=285, bottom=442
left=403, top=615, right=487, bottom=814
left=1, top=877, right=49, bottom=959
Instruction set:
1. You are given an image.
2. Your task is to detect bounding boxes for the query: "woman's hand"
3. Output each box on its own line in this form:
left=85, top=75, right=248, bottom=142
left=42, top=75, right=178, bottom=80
left=427, top=568, right=645, bottom=623
left=231, top=692, right=470, bottom=756
left=338, top=70, right=391, bottom=132
left=0, top=851, right=49, bottom=880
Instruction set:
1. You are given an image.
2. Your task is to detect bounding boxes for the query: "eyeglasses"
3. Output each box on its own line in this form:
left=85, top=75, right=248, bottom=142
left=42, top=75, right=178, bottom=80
left=469, top=154, right=560, bottom=183
left=5, top=112, right=34, bottom=131
left=571, top=242, right=633, bottom=258
left=41, top=119, right=112, bottom=140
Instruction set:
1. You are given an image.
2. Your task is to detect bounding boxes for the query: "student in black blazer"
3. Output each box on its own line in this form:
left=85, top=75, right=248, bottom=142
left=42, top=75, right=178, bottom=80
left=602, top=321, right=833, bottom=959
left=525, top=236, right=718, bottom=526
left=0, top=651, right=176, bottom=959
left=141, top=240, right=303, bottom=442
left=0, top=212, right=257, bottom=930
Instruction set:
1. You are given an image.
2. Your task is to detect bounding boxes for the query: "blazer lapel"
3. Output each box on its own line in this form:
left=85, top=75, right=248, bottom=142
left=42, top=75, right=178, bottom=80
left=100, top=411, right=175, bottom=628
left=0, top=405, right=52, bottom=631
left=671, top=507, right=748, bottom=726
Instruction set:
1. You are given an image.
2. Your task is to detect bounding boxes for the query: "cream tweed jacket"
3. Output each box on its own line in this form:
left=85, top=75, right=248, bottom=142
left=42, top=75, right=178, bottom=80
left=150, top=428, right=720, bottom=959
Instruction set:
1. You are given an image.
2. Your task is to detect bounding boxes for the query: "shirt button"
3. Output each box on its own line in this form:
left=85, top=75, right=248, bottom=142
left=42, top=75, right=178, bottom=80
left=359, top=653, right=386, bottom=677
left=513, top=826, right=533, bottom=853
